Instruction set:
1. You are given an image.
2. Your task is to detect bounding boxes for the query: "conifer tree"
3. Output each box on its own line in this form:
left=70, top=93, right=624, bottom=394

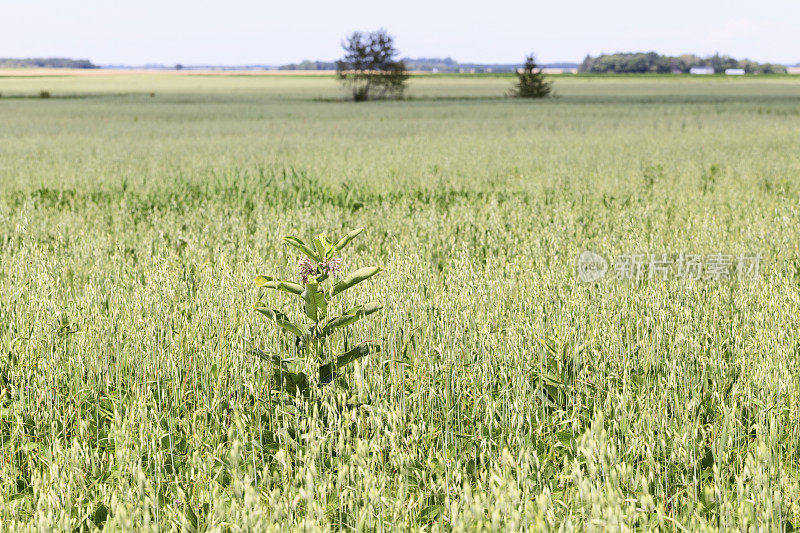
left=510, top=54, right=553, bottom=98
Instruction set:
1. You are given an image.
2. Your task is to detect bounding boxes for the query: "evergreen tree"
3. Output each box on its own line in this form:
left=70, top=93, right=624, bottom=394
left=510, top=55, right=553, bottom=98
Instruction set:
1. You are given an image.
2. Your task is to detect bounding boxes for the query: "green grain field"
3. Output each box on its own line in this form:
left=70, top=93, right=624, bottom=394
left=0, top=74, right=799, bottom=530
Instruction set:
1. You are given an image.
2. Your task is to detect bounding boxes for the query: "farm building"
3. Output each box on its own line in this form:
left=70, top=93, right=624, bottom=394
left=690, top=67, right=715, bottom=75
left=725, top=68, right=745, bottom=75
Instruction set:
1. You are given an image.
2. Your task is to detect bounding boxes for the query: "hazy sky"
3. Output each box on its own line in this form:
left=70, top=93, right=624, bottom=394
left=2, top=0, right=798, bottom=65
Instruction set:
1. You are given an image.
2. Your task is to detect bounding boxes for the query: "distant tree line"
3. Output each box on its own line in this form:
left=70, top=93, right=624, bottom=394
left=402, top=57, right=459, bottom=72
left=0, top=57, right=98, bottom=69
left=279, top=56, right=578, bottom=73
left=579, top=52, right=786, bottom=74
left=278, top=60, right=337, bottom=70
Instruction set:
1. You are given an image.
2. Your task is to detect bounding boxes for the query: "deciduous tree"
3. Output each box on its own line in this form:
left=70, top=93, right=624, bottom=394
left=336, top=29, right=409, bottom=101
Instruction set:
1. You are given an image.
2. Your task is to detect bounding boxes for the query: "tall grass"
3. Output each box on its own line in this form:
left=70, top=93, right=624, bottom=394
left=0, top=75, right=798, bottom=530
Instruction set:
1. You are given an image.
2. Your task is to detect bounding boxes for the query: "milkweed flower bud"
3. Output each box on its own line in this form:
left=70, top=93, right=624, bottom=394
left=320, top=253, right=343, bottom=276
left=297, top=256, right=316, bottom=284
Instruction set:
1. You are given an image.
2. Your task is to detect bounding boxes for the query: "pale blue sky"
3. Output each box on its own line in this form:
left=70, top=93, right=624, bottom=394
left=1, top=0, right=798, bottom=65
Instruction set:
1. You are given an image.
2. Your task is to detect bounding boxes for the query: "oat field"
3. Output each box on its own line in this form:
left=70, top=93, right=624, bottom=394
left=0, top=73, right=799, bottom=530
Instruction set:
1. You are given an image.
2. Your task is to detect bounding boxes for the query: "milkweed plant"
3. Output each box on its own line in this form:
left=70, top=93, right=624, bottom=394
left=252, top=228, right=382, bottom=396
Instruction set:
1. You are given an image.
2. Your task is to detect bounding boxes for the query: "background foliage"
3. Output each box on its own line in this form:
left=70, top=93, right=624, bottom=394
left=0, top=57, right=97, bottom=69
left=579, top=52, right=787, bottom=74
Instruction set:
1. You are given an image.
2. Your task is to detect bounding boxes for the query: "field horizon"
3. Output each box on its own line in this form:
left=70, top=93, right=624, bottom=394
left=2, top=67, right=800, bottom=79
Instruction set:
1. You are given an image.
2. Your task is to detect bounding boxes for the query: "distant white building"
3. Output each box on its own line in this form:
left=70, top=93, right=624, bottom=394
left=725, top=68, right=745, bottom=75
left=690, top=67, right=715, bottom=75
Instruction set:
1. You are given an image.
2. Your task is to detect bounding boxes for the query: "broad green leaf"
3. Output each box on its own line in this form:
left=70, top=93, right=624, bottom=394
left=254, top=306, right=308, bottom=338
left=320, top=302, right=382, bottom=338
left=255, top=276, right=303, bottom=296
left=319, top=341, right=379, bottom=384
left=273, top=368, right=309, bottom=396
left=320, top=233, right=334, bottom=257
left=418, top=503, right=444, bottom=525
left=283, top=236, right=319, bottom=261
left=91, top=504, right=109, bottom=530
left=313, top=236, right=326, bottom=259
left=331, top=266, right=382, bottom=297
left=700, top=447, right=714, bottom=472
left=249, top=347, right=284, bottom=367
left=556, top=430, right=574, bottom=448
left=333, top=227, right=364, bottom=252
left=540, top=372, right=562, bottom=387
left=535, top=388, right=558, bottom=410
left=302, top=282, right=327, bottom=322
